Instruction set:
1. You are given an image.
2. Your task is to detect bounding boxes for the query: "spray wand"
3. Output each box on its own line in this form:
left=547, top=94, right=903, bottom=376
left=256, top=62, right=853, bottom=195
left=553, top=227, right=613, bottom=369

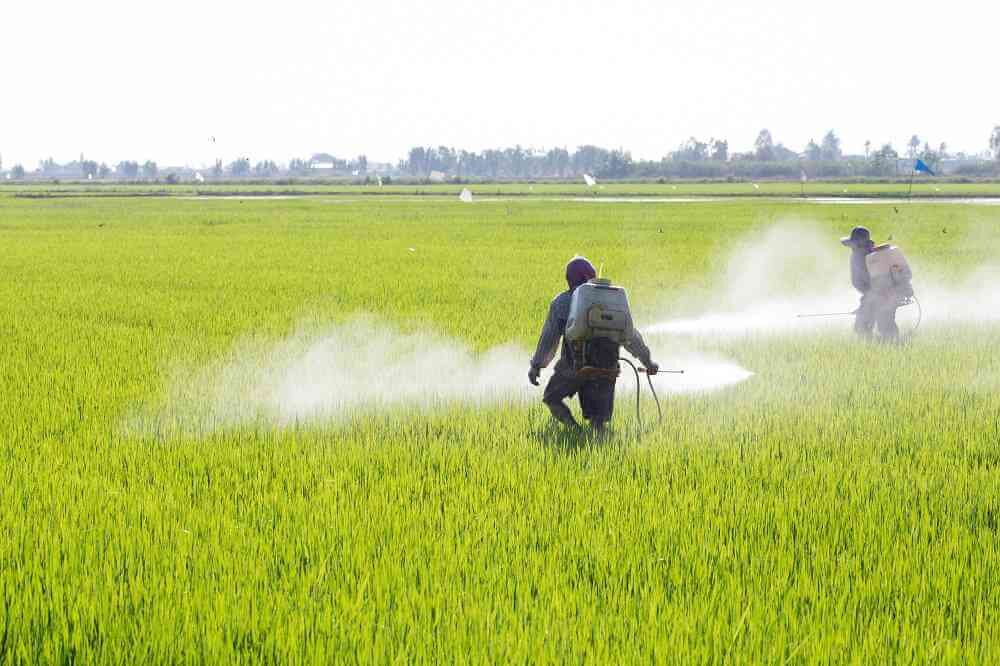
left=795, top=310, right=857, bottom=318
left=795, top=295, right=921, bottom=337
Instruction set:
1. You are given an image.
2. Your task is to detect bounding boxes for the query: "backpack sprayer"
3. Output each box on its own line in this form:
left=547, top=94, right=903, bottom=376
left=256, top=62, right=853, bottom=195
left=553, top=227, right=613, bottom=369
left=565, top=278, right=682, bottom=428
left=797, top=244, right=922, bottom=336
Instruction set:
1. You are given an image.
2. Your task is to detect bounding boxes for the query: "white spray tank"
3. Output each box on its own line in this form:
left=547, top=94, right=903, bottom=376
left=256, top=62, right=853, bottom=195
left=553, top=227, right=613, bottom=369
left=564, top=278, right=635, bottom=372
left=865, top=244, right=914, bottom=296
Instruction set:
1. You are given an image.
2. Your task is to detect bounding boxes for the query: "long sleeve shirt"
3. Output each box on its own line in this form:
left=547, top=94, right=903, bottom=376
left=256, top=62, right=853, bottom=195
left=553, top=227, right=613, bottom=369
left=531, top=290, right=654, bottom=377
left=850, top=248, right=871, bottom=294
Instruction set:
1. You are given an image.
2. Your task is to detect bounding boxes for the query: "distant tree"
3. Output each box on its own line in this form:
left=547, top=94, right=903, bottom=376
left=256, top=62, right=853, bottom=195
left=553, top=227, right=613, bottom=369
left=600, top=148, right=632, bottom=178
left=406, top=147, right=427, bottom=176
left=544, top=147, right=571, bottom=177
left=864, top=140, right=871, bottom=160
left=870, top=143, right=898, bottom=175
left=356, top=155, right=368, bottom=175
left=212, top=160, right=223, bottom=177
left=11, top=164, right=25, bottom=179
left=505, top=149, right=521, bottom=178
left=908, top=134, right=921, bottom=159
left=116, top=161, right=139, bottom=178
left=671, top=137, right=708, bottom=162
left=920, top=142, right=942, bottom=169
left=804, top=139, right=822, bottom=161
left=434, top=146, right=456, bottom=174
left=876, top=143, right=898, bottom=159
left=709, top=138, right=728, bottom=161
left=165, top=173, right=179, bottom=184
left=40, top=157, right=57, bottom=174
left=288, top=158, right=308, bottom=174
left=253, top=160, right=278, bottom=177
left=938, top=142, right=948, bottom=159
left=81, top=160, right=99, bottom=178
left=991, top=126, right=1000, bottom=160
left=142, top=161, right=158, bottom=179
left=573, top=145, right=611, bottom=176
left=310, top=152, right=337, bottom=166
left=98, top=163, right=111, bottom=178
left=229, top=158, right=251, bottom=177
left=482, top=149, right=502, bottom=178
left=453, top=149, right=469, bottom=177
left=754, top=129, right=775, bottom=161
left=820, top=130, right=841, bottom=161
left=773, top=143, right=798, bottom=161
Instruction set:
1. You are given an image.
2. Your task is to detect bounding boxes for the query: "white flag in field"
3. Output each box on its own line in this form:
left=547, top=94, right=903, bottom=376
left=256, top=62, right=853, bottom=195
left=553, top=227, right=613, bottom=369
left=583, top=173, right=596, bottom=187
left=459, top=188, right=473, bottom=203
left=376, top=176, right=383, bottom=187
left=195, top=172, right=205, bottom=183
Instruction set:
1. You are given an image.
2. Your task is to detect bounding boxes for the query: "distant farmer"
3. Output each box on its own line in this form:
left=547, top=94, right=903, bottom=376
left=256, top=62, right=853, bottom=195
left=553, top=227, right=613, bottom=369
left=528, top=256, right=659, bottom=430
left=841, top=226, right=914, bottom=342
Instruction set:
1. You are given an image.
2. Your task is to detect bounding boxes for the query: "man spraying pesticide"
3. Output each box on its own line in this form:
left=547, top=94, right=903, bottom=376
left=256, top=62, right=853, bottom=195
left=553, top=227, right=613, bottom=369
left=528, top=256, right=666, bottom=431
left=800, top=227, right=918, bottom=339
left=840, top=226, right=916, bottom=342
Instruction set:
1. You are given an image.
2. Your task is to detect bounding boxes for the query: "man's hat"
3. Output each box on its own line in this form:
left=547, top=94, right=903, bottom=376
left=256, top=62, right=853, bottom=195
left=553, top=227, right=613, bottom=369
left=840, top=226, right=871, bottom=246
left=566, top=256, right=597, bottom=289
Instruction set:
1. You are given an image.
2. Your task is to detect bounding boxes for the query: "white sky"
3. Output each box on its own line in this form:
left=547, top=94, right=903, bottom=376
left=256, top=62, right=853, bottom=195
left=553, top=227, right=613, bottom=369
left=2, top=0, right=997, bottom=168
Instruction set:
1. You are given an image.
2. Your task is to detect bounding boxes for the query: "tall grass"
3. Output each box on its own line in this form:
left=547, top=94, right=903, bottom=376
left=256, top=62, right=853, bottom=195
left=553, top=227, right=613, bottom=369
left=1, top=195, right=999, bottom=662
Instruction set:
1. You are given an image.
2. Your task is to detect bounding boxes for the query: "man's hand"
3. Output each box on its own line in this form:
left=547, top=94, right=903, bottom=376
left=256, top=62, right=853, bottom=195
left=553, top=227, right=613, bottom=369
left=645, top=361, right=659, bottom=376
left=528, top=365, right=541, bottom=386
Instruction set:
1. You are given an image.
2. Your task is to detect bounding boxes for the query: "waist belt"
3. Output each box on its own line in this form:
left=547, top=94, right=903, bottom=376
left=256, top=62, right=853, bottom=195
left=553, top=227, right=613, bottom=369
left=576, top=365, right=620, bottom=381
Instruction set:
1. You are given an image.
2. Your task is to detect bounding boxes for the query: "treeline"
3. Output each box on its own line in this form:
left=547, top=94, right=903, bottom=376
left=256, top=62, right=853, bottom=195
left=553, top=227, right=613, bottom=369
left=5, top=127, right=999, bottom=182
left=399, top=145, right=998, bottom=180
left=399, top=127, right=1000, bottom=179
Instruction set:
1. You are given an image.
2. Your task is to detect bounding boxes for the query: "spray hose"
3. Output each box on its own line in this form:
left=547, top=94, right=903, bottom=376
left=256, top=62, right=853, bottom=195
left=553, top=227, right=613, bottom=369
left=617, top=358, right=681, bottom=432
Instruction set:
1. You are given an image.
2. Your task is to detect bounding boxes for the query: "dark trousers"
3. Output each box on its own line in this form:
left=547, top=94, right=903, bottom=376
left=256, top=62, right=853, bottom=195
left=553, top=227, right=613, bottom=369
left=543, top=372, right=616, bottom=427
left=854, top=290, right=899, bottom=341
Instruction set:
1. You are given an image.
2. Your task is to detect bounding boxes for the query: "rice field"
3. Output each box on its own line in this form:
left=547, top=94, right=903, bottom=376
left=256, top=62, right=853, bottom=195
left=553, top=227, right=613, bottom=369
left=2, top=192, right=1000, bottom=662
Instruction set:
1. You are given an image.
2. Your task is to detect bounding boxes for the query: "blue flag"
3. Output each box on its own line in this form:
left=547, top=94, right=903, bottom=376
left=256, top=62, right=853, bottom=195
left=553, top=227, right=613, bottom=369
left=914, top=159, right=935, bottom=176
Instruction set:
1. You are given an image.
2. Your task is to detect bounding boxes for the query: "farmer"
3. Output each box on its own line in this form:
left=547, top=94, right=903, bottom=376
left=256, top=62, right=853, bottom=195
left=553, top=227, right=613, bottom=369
left=528, top=256, right=658, bottom=430
left=841, top=226, right=911, bottom=342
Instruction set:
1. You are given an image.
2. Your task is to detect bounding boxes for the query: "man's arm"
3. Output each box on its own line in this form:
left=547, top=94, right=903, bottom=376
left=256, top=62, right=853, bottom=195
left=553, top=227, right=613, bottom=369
left=851, top=254, right=871, bottom=293
left=623, top=327, right=654, bottom=368
left=530, top=300, right=563, bottom=370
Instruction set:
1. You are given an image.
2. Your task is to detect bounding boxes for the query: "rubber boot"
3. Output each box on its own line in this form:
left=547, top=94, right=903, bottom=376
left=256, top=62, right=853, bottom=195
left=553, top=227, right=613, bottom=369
left=545, top=400, right=579, bottom=428
left=589, top=418, right=610, bottom=435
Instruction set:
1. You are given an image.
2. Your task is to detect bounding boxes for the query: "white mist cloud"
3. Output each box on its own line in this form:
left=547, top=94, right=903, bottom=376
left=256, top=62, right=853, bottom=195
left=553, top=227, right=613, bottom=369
left=271, top=322, right=529, bottom=422
left=647, top=221, right=850, bottom=336
left=620, top=353, right=754, bottom=394
left=132, top=317, right=753, bottom=435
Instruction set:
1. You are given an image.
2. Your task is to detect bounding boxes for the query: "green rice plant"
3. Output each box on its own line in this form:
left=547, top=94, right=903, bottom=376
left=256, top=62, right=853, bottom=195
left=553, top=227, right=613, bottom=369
left=1, top=194, right=999, bottom=662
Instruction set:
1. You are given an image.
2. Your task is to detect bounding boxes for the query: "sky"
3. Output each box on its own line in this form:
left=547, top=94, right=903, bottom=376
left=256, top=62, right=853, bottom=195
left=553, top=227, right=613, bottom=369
left=2, top=0, right=998, bottom=169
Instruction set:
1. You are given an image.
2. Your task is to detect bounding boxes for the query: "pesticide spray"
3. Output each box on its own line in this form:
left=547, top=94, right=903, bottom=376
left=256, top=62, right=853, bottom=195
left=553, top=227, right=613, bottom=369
left=129, top=317, right=752, bottom=437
